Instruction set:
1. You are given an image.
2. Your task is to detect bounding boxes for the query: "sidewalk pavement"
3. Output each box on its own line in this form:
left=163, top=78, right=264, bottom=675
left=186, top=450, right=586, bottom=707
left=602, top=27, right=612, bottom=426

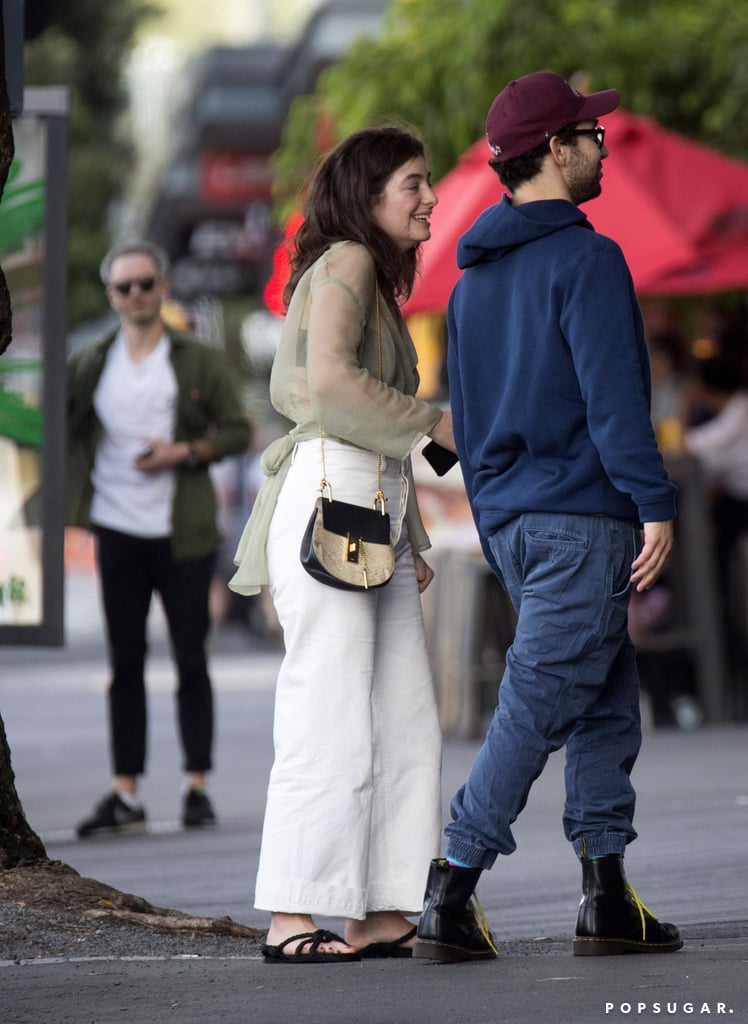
left=0, top=570, right=747, bottom=1023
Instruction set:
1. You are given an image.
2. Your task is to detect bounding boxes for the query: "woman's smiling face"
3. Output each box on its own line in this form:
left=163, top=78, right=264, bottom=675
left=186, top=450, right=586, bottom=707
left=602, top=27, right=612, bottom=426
left=371, top=156, right=438, bottom=252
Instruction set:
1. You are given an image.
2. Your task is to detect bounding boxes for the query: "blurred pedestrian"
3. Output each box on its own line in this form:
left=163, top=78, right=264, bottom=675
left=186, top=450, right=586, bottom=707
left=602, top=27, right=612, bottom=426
left=67, top=240, right=252, bottom=837
left=648, top=329, right=692, bottom=452
left=414, top=72, right=682, bottom=961
left=684, top=351, right=748, bottom=715
left=230, top=126, right=454, bottom=962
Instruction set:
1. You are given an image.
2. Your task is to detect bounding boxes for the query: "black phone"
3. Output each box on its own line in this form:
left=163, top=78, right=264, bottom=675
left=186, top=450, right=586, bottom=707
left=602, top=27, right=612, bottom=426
left=422, top=441, right=459, bottom=476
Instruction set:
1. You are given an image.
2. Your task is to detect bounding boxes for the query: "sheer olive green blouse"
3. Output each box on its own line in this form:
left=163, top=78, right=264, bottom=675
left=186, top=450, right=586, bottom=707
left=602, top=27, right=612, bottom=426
left=229, top=241, right=443, bottom=596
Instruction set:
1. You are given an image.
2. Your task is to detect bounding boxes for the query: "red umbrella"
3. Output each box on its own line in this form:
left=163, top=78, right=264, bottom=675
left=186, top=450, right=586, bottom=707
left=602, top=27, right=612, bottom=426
left=404, top=109, right=748, bottom=314
left=263, top=210, right=304, bottom=317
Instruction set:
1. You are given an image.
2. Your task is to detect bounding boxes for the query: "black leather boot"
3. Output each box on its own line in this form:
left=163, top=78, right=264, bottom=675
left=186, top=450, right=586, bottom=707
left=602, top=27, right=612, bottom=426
left=573, top=854, right=683, bottom=956
left=413, top=858, right=498, bottom=962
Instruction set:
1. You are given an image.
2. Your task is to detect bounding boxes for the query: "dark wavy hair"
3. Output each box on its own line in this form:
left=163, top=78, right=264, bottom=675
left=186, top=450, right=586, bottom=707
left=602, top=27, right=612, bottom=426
left=284, top=125, right=426, bottom=309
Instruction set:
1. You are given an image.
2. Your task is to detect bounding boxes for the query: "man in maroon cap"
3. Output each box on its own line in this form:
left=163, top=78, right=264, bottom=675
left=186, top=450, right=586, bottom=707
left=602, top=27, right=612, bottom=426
left=414, top=73, right=681, bottom=961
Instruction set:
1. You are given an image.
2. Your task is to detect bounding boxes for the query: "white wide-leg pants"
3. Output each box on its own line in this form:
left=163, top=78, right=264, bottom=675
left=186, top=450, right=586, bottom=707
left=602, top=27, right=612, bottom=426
left=254, top=439, right=442, bottom=920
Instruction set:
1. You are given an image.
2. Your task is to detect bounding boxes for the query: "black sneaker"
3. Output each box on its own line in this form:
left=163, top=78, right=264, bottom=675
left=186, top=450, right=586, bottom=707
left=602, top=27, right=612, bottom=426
left=182, top=789, right=217, bottom=828
left=76, top=792, right=147, bottom=838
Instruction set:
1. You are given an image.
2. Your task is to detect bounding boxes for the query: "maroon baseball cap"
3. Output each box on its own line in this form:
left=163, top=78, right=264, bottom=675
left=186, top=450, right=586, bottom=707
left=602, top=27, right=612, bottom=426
left=486, top=71, right=620, bottom=161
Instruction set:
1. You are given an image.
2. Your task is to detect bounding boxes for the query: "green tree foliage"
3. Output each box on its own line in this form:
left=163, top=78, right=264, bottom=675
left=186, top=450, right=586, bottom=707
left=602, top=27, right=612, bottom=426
left=24, top=2, right=158, bottom=327
left=273, top=0, right=748, bottom=215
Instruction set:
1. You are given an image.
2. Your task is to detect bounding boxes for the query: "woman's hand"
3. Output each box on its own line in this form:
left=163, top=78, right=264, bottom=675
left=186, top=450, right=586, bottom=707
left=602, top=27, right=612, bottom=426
left=428, top=409, right=456, bottom=453
left=413, top=554, right=435, bottom=593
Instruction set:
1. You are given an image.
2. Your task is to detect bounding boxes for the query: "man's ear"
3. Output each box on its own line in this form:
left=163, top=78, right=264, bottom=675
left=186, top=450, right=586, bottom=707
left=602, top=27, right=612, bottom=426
left=548, top=135, right=568, bottom=165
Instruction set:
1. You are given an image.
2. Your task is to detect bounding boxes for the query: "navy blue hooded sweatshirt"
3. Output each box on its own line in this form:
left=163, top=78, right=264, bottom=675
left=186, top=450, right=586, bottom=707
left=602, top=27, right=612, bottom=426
left=447, top=194, right=676, bottom=571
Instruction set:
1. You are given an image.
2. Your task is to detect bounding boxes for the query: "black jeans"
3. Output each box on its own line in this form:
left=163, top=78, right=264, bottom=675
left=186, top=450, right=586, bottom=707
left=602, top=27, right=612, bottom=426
left=95, top=526, right=216, bottom=777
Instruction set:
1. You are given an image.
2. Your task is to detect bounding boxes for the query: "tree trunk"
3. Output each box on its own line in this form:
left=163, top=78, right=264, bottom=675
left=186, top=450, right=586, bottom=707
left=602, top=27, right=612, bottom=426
left=0, top=716, right=47, bottom=868
left=0, top=1, right=14, bottom=354
left=0, top=0, right=48, bottom=868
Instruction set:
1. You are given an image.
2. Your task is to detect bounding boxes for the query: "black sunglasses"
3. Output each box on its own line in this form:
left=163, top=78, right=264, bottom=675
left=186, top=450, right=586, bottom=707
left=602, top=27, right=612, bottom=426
left=563, top=126, right=606, bottom=149
left=111, top=276, right=159, bottom=296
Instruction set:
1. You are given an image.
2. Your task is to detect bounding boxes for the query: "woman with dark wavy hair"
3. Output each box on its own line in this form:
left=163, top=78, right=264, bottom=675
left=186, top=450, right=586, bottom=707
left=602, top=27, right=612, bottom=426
left=231, top=125, right=455, bottom=962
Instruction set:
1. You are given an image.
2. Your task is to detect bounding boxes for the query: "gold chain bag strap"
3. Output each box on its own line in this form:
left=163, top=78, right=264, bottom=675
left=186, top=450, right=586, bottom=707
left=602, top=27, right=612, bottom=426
left=299, top=284, right=395, bottom=590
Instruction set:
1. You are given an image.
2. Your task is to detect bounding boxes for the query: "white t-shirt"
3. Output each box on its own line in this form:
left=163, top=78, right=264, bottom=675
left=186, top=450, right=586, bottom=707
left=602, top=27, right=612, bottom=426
left=91, top=332, right=178, bottom=537
left=685, top=392, right=748, bottom=500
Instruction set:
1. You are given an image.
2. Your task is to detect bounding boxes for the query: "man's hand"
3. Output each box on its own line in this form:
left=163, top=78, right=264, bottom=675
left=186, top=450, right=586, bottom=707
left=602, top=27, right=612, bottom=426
left=133, top=440, right=186, bottom=473
left=630, top=520, right=674, bottom=592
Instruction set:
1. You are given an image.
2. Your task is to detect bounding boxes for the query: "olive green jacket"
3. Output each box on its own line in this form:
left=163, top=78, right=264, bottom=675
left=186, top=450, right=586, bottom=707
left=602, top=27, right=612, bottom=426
left=230, top=241, right=442, bottom=595
left=66, top=325, right=252, bottom=560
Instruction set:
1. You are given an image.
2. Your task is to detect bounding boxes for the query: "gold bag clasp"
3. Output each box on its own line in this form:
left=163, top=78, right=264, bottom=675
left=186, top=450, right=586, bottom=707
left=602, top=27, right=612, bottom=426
left=345, top=535, right=361, bottom=563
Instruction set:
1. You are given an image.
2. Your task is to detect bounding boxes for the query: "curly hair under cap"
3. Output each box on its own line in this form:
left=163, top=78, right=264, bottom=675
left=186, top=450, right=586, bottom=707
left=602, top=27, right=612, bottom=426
left=284, top=125, right=426, bottom=309
left=491, top=122, right=583, bottom=193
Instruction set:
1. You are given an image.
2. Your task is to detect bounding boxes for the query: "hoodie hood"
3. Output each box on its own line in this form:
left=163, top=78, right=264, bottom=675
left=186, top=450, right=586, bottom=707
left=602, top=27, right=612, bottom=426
left=457, top=194, right=592, bottom=270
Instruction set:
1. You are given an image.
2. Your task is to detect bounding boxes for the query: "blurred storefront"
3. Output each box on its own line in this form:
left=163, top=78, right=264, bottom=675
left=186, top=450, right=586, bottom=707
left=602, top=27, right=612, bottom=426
left=0, top=88, right=68, bottom=646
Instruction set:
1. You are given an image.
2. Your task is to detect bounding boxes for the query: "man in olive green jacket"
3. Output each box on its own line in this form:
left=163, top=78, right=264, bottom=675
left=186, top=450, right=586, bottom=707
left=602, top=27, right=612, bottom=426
left=67, top=240, right=251, bottom=837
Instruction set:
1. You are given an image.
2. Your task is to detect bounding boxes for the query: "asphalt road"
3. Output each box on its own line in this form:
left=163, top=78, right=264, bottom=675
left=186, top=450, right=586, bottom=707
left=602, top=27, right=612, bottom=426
left=1, top=571, right=746, bottom=1022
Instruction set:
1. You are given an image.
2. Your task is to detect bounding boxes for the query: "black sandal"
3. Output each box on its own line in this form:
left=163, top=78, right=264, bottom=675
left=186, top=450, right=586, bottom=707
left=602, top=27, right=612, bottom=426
left=359, top=926, right=417, bottom=958
left=261, top=929, right=361, bottom=964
